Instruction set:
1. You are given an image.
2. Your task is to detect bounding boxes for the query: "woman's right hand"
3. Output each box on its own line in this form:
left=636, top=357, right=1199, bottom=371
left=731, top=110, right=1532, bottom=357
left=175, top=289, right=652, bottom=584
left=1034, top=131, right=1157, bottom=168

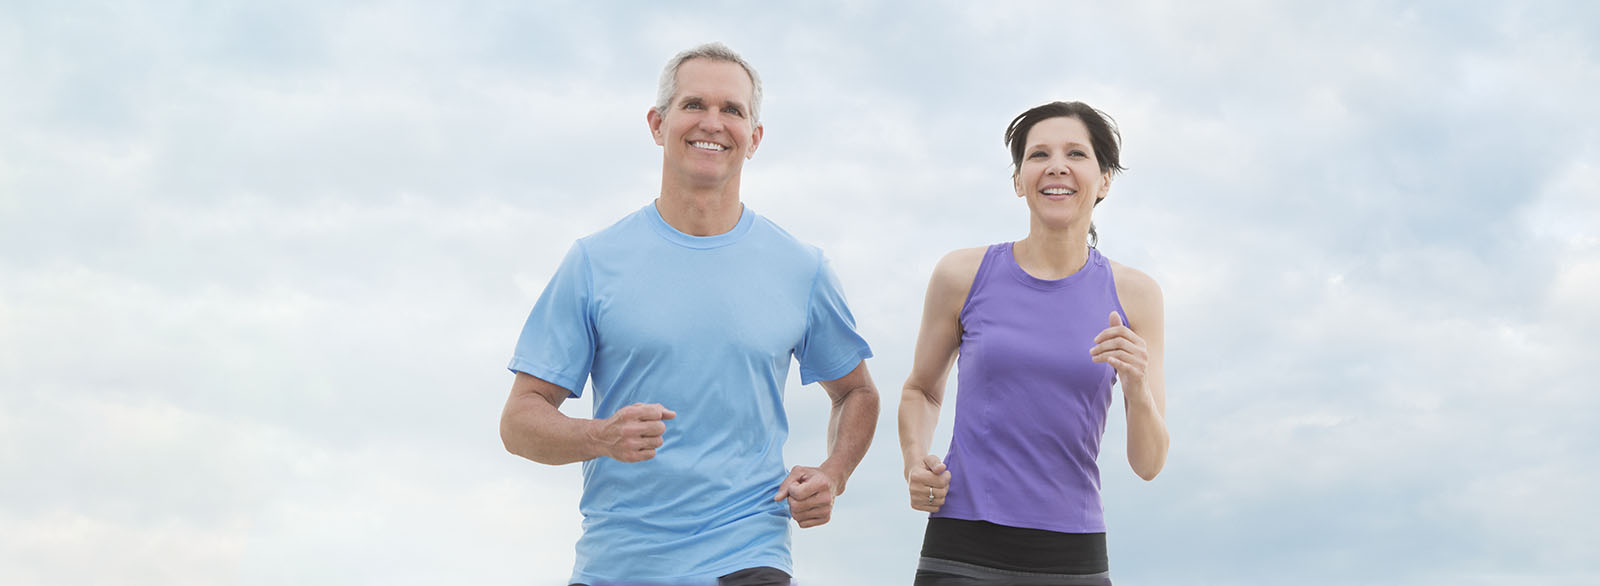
left=906, top=454, right=952, bottom=513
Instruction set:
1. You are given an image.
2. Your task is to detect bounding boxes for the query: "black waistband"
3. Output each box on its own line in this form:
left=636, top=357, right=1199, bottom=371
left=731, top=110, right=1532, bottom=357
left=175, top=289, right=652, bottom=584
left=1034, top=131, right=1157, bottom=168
left=920, top=517, right=1109, bottom=574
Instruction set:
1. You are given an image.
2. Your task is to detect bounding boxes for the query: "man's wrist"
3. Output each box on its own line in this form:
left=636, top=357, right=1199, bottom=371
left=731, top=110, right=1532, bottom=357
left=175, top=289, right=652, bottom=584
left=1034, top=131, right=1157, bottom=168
left=582, top=418, right=609, bottom=460
left=818, top=460, right=849, bottom=495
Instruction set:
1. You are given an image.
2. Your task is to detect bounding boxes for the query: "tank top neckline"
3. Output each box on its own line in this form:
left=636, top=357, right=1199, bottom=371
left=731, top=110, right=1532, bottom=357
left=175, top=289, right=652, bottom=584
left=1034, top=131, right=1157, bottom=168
left=1001, top=241, right=1104, bottom=291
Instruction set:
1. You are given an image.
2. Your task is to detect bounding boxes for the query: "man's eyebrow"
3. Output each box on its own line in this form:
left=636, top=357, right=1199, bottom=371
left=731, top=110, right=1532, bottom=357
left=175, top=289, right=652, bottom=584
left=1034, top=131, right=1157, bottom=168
left=675, top=94, right=749, bottom=113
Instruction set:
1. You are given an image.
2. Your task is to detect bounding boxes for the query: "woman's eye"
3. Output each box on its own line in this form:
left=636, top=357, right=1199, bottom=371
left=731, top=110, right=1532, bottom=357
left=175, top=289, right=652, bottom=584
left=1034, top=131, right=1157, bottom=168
left=1070, top=150, right=1088, bottom=158
left=1028, top=151, right=1047, bottom=159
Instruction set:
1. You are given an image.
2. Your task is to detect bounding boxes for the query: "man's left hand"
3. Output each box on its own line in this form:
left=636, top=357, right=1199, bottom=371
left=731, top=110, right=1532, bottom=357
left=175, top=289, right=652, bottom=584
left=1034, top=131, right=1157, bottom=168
left=774, top=465, right=837, bottom=528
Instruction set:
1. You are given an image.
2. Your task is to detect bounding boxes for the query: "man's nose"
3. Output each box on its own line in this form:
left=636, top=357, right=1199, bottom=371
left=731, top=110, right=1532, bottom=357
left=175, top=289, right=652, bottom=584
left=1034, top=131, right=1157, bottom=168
left=696, top=111, right=723, bottom=133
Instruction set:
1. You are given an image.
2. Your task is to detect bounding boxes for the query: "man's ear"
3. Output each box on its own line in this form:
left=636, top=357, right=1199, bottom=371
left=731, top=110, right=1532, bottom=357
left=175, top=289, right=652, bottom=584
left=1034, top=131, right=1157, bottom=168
left=647, top=108, right=665, bottom=146
left=746, top=124, right=764, bottom=159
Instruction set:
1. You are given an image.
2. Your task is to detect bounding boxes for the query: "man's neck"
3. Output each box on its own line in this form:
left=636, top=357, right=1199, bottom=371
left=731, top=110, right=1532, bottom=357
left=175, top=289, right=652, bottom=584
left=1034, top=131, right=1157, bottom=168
left=656, top=187, right=743, bottom=237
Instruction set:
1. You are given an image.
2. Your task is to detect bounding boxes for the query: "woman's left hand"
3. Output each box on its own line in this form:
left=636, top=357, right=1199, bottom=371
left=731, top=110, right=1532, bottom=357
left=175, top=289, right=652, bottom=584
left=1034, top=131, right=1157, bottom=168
left=1090, top=311, right=1147, bottom=390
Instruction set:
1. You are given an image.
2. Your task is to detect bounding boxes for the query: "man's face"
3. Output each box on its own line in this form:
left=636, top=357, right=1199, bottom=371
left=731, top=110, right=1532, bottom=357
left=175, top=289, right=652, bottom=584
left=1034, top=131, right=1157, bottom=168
left=648, top=58, right=763, bottom=191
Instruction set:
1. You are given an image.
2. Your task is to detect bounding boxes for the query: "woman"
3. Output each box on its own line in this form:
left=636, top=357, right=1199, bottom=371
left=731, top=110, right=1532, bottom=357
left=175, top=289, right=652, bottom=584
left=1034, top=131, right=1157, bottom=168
left=897, top=101, right=1169, bottom=585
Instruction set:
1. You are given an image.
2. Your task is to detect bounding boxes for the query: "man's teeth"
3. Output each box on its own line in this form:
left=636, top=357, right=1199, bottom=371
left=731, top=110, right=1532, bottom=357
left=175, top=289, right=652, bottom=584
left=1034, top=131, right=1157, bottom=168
left=1042, top=188, right=1076, bottom=195
left=691, top=141, right=727, bottom=151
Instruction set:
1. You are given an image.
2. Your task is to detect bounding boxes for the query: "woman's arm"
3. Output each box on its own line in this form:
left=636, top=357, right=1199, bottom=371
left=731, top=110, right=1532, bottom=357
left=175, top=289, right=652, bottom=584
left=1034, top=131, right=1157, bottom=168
left=1101, top=263, right=1169, bottom=480
left=897, top=247, right=983, bottom=512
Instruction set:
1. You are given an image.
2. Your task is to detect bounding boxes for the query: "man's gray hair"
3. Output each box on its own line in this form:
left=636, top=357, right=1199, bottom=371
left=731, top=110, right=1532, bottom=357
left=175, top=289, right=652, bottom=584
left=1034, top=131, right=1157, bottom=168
left=654, top=42, right=763, bottom=126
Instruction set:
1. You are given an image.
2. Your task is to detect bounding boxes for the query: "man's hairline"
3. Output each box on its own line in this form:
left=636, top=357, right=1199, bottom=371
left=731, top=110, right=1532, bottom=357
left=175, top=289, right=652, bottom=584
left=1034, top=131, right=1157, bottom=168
left=657, top=56, right=762, bottom=127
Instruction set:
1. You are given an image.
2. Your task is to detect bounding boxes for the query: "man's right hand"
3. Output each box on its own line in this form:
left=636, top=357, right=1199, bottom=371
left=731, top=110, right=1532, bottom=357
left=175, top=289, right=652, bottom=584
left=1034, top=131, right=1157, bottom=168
left=590, top=403, right=676, bottom=463
left=906, top=454, right=951, bottom=513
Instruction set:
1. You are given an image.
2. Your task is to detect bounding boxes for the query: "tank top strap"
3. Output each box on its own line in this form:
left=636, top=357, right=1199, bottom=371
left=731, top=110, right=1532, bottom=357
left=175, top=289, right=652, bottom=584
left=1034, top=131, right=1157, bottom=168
left=960, top=243, right=1012, bottom=320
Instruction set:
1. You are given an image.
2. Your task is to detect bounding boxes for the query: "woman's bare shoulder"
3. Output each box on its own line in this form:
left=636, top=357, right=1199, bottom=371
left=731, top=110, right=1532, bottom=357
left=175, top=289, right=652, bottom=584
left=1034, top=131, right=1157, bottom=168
left=1108, top=259, right=1164, bottom=320
left=927, top=245, right=990, bottom=306
left=933, top=246, right=988, bottom=281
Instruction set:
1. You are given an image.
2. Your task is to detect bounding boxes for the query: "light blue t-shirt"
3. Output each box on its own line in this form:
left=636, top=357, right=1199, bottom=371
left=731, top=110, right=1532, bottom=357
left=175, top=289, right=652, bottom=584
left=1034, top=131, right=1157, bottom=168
left=509, top=201, right=872, bottom=585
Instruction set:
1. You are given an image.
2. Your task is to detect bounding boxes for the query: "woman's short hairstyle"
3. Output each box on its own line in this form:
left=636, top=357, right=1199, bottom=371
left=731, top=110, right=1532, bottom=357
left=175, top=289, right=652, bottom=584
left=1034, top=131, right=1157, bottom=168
left=1003, top=101, right=1127, bottom=247
left=1004, top=101, right=1125, bottom=179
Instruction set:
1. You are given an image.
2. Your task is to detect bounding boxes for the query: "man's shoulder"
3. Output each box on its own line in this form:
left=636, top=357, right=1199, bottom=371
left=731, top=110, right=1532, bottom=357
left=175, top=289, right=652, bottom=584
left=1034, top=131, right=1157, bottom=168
left=745, top=210, right=825, bottom=264
left=583, top=205, right=652, bottom=240
left=569, top=205, right=655, bottom=258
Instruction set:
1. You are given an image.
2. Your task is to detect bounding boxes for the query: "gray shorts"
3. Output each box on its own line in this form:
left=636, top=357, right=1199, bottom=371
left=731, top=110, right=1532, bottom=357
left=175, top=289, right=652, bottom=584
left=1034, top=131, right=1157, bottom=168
left=915, top=557, right=1112, bottom=586
left=570, top=565, right=791, bottom=586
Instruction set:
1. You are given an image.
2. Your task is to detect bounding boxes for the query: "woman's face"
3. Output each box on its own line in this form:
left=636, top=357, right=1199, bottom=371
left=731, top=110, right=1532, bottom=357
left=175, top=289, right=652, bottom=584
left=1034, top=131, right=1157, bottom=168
left=1013, top=116, right=1110, bottom=231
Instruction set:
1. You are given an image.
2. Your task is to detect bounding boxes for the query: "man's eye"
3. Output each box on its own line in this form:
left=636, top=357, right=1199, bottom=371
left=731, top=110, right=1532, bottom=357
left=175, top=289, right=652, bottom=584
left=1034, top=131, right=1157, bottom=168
left=723, top=106, right=743, bottom=116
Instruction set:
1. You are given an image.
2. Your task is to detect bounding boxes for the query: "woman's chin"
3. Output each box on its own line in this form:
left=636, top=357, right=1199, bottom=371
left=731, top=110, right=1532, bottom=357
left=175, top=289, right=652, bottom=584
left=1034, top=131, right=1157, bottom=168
left=1030, top=213, right=1085, bottom=232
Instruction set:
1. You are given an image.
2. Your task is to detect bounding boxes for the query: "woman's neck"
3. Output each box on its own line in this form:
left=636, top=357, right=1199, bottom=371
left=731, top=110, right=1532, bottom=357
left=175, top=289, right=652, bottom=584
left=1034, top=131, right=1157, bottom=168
left=1014, top=229, right=1090, bottom=280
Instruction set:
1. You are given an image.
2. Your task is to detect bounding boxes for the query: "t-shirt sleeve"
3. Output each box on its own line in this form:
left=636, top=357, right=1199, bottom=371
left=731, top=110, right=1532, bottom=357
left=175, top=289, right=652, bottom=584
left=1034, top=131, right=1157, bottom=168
left=507, top=241, right=596, bottom=398
left=795, top=254, right=873, bottom=385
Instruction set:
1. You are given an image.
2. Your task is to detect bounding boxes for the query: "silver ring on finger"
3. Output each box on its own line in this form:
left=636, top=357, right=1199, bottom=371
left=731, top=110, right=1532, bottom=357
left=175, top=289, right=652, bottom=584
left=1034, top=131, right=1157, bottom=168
left=927, top=486, right=934, bottom=505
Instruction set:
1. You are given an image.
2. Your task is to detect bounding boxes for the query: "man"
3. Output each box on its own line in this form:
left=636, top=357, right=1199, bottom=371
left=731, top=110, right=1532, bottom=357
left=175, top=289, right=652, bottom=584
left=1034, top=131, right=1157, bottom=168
left=500, top=42, right=880, bottom=586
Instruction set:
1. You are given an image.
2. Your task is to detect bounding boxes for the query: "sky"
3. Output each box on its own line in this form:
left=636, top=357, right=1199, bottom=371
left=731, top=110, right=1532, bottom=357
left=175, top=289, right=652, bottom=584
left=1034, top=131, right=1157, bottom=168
left=2, top=1, right=1598, bottom=584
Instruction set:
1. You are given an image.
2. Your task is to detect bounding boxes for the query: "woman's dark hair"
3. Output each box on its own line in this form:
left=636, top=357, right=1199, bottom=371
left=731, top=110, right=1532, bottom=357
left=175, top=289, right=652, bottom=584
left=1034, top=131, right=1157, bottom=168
left=1004, top=101, right=1126, bottom=247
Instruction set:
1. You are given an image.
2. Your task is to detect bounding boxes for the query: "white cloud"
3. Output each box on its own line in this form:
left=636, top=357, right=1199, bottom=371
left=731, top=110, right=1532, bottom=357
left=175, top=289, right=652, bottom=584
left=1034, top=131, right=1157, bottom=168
left=4, top=2, right=1599, bottom=585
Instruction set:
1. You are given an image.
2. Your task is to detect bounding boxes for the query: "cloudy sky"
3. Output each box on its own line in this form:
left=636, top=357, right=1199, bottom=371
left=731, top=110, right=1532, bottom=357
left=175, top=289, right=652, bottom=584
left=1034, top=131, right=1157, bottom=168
left=3, top=1, right=1598, bottom=584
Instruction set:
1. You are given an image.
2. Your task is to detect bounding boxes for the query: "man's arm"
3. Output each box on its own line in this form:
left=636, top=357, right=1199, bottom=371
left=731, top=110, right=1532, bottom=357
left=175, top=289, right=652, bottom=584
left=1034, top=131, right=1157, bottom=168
left=816, top=361, right=880, bottom=495
left=774, top=361, right=879, bottom=528
left=500, top=371, right=675, bottom=465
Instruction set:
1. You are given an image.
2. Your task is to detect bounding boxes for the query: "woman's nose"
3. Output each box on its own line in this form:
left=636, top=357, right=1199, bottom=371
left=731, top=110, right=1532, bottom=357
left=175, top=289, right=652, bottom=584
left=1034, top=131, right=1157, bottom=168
left=1046, top=157, right=1072, bottom=175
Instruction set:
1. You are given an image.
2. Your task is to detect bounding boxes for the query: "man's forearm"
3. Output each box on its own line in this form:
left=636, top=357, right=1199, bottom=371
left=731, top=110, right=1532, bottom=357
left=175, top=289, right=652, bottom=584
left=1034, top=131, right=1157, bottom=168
left=501, top=398, right=604, bottom=465
left=819, top=386, right=879, bottom=495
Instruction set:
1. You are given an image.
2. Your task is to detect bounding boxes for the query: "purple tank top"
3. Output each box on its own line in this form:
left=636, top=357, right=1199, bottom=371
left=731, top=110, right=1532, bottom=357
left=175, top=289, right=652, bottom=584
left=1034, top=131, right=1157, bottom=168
left=932, top=242, right=1126, bottom=533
